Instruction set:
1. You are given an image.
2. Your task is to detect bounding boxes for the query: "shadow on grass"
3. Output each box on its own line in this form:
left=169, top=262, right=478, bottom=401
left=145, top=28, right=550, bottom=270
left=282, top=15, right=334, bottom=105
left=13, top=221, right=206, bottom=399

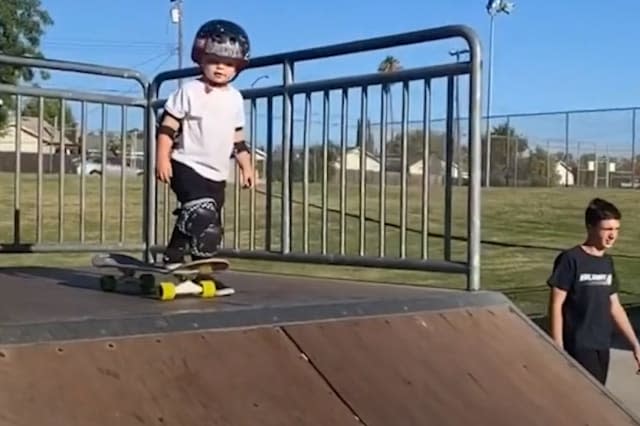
left=266, top=189, right=640, bottom=260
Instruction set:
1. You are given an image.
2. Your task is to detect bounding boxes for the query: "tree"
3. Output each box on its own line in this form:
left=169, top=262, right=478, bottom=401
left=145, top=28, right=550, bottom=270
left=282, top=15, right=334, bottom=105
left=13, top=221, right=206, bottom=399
left=377, top=56, right=401, bottom=145
left=0, top=0, right=54, bottom=129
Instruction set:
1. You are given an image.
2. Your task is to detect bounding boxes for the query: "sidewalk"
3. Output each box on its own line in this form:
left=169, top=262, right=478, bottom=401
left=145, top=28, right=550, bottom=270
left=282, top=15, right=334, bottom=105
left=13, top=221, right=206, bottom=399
left=607, top=348, right=640, bottom=419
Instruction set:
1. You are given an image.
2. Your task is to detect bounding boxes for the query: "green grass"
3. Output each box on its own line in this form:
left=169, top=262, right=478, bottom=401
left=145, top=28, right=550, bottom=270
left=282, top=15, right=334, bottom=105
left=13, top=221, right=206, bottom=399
left=2, top=171, right=640, bottom=317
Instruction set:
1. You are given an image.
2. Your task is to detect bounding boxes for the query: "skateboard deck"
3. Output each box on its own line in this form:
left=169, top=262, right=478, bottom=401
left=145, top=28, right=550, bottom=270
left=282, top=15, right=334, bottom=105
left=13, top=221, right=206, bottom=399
left=91, top=253, right=233, bottom=301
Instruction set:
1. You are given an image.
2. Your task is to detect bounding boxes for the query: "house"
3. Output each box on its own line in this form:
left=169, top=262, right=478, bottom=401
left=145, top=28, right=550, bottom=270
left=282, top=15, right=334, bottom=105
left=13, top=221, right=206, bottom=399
left=0, top=116, right=77, bottom=154
left=408, top=157, right=468, bottom=182
left=330, top=146, right=467, bottom=185
left=555, top=161, right=575, bottom=186
left=330, top=146, right=381, bottom=172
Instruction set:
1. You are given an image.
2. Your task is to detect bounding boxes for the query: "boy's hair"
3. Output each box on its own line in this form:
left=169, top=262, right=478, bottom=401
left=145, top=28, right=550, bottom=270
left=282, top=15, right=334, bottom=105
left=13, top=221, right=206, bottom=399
left=585, top=198, right=621, bottom=227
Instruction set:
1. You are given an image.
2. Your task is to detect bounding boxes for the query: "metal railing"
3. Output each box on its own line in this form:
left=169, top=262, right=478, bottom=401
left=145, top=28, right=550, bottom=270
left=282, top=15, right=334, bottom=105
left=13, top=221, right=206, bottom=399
left=0, top=54, right=149, bottom=253
left=0, top=24, right=483, bottom=291
left=147, top=24, right=483, bottom=290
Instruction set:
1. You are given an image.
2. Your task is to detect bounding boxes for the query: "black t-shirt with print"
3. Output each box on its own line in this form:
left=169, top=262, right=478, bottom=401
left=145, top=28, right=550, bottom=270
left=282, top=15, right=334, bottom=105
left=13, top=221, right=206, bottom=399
left=547, top=245, right=619, bottom=351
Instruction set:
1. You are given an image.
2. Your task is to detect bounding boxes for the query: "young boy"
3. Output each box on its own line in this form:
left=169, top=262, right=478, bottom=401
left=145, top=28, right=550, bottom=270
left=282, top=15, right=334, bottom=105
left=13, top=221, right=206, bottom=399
left=155, top=19, right=254, bottom=290
left=547, top=197, right=640, bottom=385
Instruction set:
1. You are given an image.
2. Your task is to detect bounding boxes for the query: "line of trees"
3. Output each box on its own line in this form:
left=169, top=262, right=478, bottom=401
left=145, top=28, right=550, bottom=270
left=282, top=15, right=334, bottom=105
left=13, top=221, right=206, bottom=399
left=1, top=0, right=57, bottom=129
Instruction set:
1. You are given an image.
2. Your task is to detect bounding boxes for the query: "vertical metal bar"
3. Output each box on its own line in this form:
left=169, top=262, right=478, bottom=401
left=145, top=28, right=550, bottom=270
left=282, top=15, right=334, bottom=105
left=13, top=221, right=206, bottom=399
left=233, top=157, right=241, bottom=249
left=321, top=90, right=329, bottom=255
left=508, top=116, right=517, bottom=186
left=36, top=97, right=44, bottom=243
left=546, top=140, right=551, bottom=187
left=467, top=39, right=483, bottom=292
left=593, top=143, right=598, bottom=188
left=143, top=95, right=157, bottom=263
left=281, top=59, right=294, bottom=254
left=163, top=172, right=170, bottom=244
left=399, top=81, right=409, bottom=258
left=265, top=96, right=273, bottom=251
left=220, top=204, right=226, bottom=249
left=58, top=99, right=66, bottom=243
left=444, top=77, right=455, bottom=261
left=302, top=92, right=311, bottom=253
left=454, top=70, right=461, bottom=187
left=564, top=112, right=570, bottom=186
left=484, top=15, right=494, bottom=188
left=14, top=95, right=22, bottom=245
left=378, top=85, right=387, bottom=257
left=576, top=139, right=582, bottom=186
left=119, top=105, right=127, bottom=243
left=358, top=86, right=368, bottom=256
left=100, top=104, right=107, bottom=243
left=249, top=98, right=257, bottom=250
left=421, top=80, right=431, bottom=259
left=605, top=143, right=610, bottom=188
left=79, top=102, right=87, bottom=243
left=631, top=109, right=636, bottom=188
left=339, top=88, right=348, bottom=255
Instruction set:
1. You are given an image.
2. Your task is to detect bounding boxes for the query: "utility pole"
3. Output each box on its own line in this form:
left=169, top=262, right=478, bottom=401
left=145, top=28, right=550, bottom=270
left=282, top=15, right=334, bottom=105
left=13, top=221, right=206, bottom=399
left=170, top=0, right=184, bottom=87
left=484, top=0, right=515, bottom=187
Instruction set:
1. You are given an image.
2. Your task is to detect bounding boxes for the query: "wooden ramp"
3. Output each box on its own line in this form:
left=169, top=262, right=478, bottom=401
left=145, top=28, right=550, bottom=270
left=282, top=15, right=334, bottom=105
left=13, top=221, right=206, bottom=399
left=0, top=267, right=637, bottom=425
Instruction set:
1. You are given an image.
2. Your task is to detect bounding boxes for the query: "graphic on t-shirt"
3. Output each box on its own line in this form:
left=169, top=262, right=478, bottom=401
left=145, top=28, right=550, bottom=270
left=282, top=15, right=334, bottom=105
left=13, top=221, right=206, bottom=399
left=578, top=273, right=612, bottom=287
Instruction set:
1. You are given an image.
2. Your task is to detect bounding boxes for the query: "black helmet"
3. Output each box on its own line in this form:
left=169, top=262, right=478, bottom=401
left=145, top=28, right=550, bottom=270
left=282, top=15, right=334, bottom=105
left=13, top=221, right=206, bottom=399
left=191, top=19, right=250, bottom=68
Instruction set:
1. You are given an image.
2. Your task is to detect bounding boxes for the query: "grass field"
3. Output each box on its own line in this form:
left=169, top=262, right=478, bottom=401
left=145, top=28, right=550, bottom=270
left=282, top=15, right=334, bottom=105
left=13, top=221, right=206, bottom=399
left=1, top=171, right=640, bottom=316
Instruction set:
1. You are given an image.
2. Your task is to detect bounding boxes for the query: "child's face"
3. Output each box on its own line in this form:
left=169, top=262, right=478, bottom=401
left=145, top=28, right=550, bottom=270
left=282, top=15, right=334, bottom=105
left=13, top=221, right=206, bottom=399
left=201, top=57, right=237, bottom=85
left=588, top=219, right=620, bottom=249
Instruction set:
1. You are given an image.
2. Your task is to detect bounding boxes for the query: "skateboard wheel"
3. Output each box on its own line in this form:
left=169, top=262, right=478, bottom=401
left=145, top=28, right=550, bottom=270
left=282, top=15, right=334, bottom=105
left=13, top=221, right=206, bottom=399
left=158, top=282, right=176, bottom=301
left=139, top=274, right=155, bottom=294
left=100, top=275, right=117, bottom=292
left=200, top=280, right=216, bottom=298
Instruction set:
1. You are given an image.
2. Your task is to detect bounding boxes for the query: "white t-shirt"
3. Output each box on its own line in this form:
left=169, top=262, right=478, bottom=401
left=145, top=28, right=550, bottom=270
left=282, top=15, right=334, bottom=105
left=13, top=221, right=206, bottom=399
left=163, top=78, right=245, bottom=182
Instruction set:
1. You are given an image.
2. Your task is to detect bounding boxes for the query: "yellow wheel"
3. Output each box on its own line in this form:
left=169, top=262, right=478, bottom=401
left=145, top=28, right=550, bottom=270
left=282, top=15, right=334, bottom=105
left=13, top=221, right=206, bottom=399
left=199, top=280, right=216, bottom=298
left=158, top=282, right=176, bottom=301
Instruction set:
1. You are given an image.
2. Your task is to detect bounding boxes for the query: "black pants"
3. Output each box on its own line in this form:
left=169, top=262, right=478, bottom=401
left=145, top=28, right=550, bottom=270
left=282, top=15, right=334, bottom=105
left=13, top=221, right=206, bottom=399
left=165, top=160, right=225, bottom=258
left=567, top=346, right=610, bottom=385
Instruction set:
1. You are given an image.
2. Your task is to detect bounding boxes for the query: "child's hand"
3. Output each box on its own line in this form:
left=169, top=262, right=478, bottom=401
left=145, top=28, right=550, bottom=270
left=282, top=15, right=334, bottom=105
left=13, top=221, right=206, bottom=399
left=241, top=167, right=254, bottom=188
left=156, top=156, right=172, bottom=183
left=633, top=346, right=640, bottom=374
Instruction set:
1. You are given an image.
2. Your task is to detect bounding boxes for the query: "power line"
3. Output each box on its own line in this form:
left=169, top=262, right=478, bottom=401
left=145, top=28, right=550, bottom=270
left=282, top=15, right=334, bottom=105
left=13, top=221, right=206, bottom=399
left=43, top=38, right=170, bottom=46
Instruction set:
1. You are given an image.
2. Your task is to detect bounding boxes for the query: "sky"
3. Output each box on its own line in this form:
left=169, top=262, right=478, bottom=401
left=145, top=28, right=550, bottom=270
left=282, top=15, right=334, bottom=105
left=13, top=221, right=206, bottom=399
left=28, top=0, right=640, bottom=155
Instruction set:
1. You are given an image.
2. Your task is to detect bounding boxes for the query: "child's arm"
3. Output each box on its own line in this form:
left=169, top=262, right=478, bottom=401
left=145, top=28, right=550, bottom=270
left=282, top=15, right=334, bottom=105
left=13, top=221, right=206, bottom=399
left=156, top=87, right=186, bottom=183
left=233, top=128, right=254, bottom=188
left=611, top=293, right=640, bottom=373
left=546, top=251, right=574, bottom=349
left=156, top=112, right=181, bottom=183
left=548, top=287, right=567, bottom=347
left=610, top=294, right=640, bottom=350
left=233, top=128, right=252, bottom=170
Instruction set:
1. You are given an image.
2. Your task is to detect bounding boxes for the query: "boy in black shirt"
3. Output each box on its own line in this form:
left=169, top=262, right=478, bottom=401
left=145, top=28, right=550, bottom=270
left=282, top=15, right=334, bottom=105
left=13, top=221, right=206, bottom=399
left=547, top=197, right=640, bottom=384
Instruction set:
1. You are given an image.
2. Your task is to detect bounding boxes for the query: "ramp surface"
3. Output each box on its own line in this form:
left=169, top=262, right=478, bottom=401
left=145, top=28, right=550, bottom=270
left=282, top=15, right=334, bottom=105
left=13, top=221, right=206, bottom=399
left=286, top=306, right=637, bottom=426
left=0, top=266, right=637, bottom=425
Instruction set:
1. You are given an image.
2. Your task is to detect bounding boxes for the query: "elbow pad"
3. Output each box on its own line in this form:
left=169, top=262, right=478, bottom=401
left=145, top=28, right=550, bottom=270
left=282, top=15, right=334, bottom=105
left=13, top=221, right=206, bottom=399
left=156, top=110, right=182, bottom=140
left=233, top=140, right=250, bottom=156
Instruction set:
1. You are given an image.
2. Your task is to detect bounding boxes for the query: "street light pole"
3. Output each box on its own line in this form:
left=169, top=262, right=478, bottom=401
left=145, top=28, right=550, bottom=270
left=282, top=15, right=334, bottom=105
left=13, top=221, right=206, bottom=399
left=484, top=0, right=514, bottom=187
left=449, top=48, right=469, bottom=186
left=251, top=74, right=269, bottom=87
left=170, top=0, right=184, bottom=87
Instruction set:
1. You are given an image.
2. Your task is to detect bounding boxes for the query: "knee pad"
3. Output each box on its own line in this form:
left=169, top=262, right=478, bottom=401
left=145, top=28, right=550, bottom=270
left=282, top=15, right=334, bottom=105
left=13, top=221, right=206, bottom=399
left=176, top=197, right=222, bottom=257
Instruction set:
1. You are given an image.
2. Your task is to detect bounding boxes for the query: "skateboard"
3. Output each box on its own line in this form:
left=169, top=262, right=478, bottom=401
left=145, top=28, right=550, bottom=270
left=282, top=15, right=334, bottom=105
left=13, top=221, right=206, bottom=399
left=91, top=253, right=233, bottom=301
